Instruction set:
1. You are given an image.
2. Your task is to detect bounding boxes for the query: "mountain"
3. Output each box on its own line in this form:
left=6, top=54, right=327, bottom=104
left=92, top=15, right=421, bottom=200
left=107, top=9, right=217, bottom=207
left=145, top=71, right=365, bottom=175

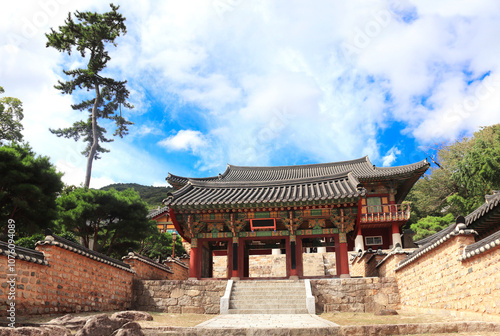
left=101, top=183, right=173, bottom=208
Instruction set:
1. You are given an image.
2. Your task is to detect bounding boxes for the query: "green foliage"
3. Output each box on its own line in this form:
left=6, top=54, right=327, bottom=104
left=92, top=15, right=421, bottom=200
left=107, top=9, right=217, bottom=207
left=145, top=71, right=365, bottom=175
left=15, top=233, right=45, bottom=250
left=0, top=143, right=63, bottom=237
left=56, top=187, right=152, bottom=256
left=410, top=213, right=454, bottom=241
left=407, top=124, right=500, bottom=230
left=101, top=183, right=173, bottom=207
left=137, top=230, right=186, bottom=260
left=46, top=4, right=133, bottom=188
left=0, top=86, right=24, bottom=144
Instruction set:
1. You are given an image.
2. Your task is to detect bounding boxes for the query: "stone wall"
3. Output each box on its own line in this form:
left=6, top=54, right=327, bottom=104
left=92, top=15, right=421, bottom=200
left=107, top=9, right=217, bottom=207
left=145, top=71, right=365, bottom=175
left=0, top=243, right=134, bottom=316
left=132, top=280, right=226, bottom=314
left=165, top=260, right=189, bottom=280
left=350, top=253, right=385, bottom=277
left=123, top=252, right=173, bottom=280
left=0, top=236, right=191, bottom=317
left=392, top=233, right=500, bottom=316
left=377, top=252, right=407, bottom=278
left=311, top=278, right=399, bottom=313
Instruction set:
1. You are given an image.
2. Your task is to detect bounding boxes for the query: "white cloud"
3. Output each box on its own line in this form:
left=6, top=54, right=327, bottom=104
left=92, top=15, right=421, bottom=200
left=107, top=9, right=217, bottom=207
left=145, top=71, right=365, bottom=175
left=2, top=0, right=500, bottom=183
left=159, top=130, right=207, bottom=152
left=382, top=146, right=402, bottom=167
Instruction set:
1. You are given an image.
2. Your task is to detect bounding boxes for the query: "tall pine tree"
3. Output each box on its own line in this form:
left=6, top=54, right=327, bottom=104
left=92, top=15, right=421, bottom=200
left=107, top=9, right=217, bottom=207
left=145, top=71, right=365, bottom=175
left=46, top=4, right=133, bottom=188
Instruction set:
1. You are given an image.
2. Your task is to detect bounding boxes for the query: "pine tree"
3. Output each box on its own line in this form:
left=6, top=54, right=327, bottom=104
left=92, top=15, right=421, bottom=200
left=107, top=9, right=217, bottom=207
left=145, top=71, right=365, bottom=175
left=46, top=4, right=133, bottom=188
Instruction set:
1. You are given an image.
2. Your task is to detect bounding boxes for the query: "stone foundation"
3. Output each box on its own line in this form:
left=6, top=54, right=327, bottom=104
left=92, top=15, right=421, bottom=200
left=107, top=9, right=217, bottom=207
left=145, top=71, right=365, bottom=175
left=311, top=278, right=399, bottom=313
left=132, top=280, right=227, bottom=314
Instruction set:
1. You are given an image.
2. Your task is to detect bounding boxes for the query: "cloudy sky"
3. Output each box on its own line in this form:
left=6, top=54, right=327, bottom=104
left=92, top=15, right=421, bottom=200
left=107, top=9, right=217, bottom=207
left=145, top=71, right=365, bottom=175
left=1, top=0, right=499, bottom=188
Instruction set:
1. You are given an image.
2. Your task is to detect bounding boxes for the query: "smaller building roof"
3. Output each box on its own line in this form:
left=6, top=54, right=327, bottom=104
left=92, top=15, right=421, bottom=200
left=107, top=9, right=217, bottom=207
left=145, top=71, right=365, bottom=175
left=148, top=206, right=169, bottom=219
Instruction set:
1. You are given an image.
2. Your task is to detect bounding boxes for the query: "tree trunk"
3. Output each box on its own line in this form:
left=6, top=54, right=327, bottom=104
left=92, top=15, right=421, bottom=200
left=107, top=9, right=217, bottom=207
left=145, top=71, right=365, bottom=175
left=84, top=83, right=100, bottom=189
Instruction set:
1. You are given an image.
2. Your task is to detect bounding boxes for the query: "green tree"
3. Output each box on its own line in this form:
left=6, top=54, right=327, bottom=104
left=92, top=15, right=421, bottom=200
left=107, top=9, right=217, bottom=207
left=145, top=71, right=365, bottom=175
left=410, top=213, right=454, bottom=241
left=57, top=187, right=152, bottom=256
left=0, top=143, right=63, bottom=237
left=137, top=230, right=186, bottom=260
left=46, top=4, right=133, bottom=188
left=407, top=124, right=500, bottom=239
left=0, top=86, right=24, bottom=144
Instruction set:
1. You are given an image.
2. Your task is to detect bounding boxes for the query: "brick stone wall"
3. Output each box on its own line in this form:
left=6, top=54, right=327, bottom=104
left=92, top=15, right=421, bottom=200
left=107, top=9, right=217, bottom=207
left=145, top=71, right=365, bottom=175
left=350, top=253, right=385, bottom=277
left=164, top=260, right=189, bottom=280
left=311, top=278, right=399, bottom=313
left=123, top=258, right=171, bottom=280
left=377, top=253, right=407, bottom=278
left=384, top=233, right=500, bottom=316
left=0, top=244, right=134, bottom=316
left=132, top=280, right=226, bottom=314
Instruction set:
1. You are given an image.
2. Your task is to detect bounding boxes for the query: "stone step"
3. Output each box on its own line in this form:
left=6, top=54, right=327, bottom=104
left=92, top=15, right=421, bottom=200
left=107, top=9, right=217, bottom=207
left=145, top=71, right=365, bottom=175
left=232, top=285, right=305, bottom=290
left=230, top=295, right=306, bottom=301
left=229, top=302, right=306, bottom=309
left=230, top=296, right=305, bottom=302
left=228, top=308, right=309, bottom=314
left=231, top=290, right=306, bottom=295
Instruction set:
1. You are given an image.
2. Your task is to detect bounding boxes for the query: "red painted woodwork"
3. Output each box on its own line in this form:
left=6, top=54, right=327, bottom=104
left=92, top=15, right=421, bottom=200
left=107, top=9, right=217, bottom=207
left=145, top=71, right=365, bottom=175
left=338, top=242, right=350, bottom=276
left=189, top=246, right=198, bottom=278
left=296, top=238, right=303, bottom=277
left=334, top=235, right=342, bottom=276
left=250, top=218, right=276, bottom=232
left=169, top=208, right=189, bottom=242
left=392, top=222, right=400, bottom=234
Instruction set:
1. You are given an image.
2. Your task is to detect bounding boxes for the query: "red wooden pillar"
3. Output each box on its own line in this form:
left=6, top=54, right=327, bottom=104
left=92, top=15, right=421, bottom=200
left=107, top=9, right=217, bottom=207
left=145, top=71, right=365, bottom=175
left=338, top=233, right=350, bottom=278
left=189, top=244, right=199, bottom=279
left=238, top=239, right=245, bottom=278
left=334, top=233, right=350, bottom=278
left=232, top=238, right=240, bottom=279
left=334, top=234, right=341, bottom=276
left=296, top=237, right=303, bottom=277
left=227, top=239, right=233, bottom=279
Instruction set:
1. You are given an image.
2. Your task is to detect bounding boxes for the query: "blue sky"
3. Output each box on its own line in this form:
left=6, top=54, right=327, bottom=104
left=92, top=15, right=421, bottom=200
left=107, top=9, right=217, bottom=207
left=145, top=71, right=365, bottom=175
left=1, top=0, right=500, bottom=188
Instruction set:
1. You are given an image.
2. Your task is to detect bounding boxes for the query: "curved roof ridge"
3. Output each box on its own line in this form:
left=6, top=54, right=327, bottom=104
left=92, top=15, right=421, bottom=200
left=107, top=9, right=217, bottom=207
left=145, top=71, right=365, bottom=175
left=226, top=156, right=370, bottom=171
left=372, top=159, right=429, bottom=171
left=186, top=171, right=356, bottom=189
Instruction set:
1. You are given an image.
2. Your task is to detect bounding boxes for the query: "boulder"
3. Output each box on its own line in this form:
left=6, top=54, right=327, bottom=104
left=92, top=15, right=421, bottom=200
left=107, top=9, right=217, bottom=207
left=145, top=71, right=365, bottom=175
left=45, top=314, right=90, bottom=331
left=374, top=308, right=399, bottom=316
left=0, top=326, right=70, bottom=336
left=110, top=311, right=153, bottom=321
left=111, top=322, right=145, bottom=336
left=75, top=314, right=128, bottom=336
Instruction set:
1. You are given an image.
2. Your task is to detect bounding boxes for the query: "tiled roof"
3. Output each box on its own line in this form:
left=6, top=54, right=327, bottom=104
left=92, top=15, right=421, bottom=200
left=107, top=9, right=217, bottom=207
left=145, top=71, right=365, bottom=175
left=166, top=172, right=365, bottom=208
left=0, top=240, right=48, bottom=265
left=396, top=223, right=477, bottom=271
left=465, top=192, right=500, bottom=226
left=398, top=192, right=500, bottom=269
left=123, top=251, right=173, bottom=273
left=167, top=156, right=429, bottom=188
left=461, top=229, right=500, bottom=261
left=37, top=232, right=134, bottom=273
left=148, top=206, right=169, bottom=219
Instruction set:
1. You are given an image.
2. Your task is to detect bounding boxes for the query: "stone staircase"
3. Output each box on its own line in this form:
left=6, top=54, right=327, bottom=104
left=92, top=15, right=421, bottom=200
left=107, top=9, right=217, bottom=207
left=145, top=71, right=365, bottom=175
left=228, top=280, right=308, bottom=314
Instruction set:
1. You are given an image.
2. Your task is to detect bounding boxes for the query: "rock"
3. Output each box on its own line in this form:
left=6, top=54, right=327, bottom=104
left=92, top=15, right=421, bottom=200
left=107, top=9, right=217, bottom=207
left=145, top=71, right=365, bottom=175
left=111, top=311, right=153, bottom=321
left=75, top=314, right=128, bottom=336
left=45, top=314, right=90, bottom=331
left=41, top=326, right=72, bottom=336
left=0, top=327, right=42, bottom=335
left=111, top=322, right=144, bottom=336
left=374, top=308, right=398, bottom=316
